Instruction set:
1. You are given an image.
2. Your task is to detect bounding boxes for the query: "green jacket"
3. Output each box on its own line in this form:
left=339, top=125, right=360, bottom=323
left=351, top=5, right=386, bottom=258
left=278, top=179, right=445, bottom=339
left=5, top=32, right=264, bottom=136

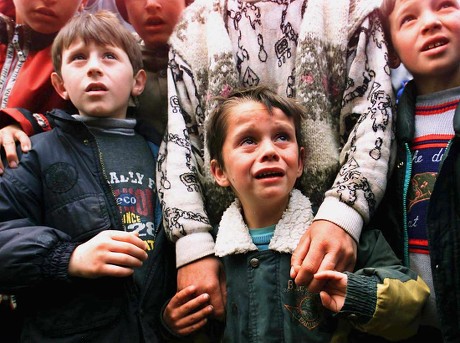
left=217, top=190, right=429, bottom=342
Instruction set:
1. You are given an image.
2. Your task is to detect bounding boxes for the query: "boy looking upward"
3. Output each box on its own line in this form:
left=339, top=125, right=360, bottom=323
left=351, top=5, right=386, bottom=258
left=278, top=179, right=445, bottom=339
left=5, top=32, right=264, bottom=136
left=0, top=11, right=177, bottom=342
left=378, top=0, right=460, bottom=341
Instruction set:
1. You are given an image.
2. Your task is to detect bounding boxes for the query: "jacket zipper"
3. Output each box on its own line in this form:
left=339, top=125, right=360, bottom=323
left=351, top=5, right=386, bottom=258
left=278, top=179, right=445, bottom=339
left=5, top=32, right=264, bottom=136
left=402, top=143, right=412, bottom=267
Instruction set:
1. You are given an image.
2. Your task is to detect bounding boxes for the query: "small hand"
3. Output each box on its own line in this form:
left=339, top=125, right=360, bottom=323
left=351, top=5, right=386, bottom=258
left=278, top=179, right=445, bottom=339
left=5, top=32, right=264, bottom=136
left=314, top=270, right=348, bottom=312
left=68, top=230, right=148, bottom=278
left=177, top=256, right=226, bottom=321
left=163, top=285, right=214, bottom=336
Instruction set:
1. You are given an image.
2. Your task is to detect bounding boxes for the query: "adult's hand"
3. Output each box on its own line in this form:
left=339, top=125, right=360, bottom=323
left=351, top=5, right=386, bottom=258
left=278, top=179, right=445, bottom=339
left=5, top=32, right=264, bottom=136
left=0, top=124, right=31, bottom=174
left=290, top=220, right=357, bottom=293
left=177, top=256, right=226, bottom=321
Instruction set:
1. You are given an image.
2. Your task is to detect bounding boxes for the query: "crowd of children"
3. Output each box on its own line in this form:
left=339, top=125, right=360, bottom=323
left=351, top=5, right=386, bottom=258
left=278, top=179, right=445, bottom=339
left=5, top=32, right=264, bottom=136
left=0, top=0, right=459, bottom=342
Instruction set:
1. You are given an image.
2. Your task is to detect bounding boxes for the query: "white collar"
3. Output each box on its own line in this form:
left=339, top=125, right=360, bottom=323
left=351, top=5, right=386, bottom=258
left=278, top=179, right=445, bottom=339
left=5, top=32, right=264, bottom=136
left=215, top=189, right=314, bottom=257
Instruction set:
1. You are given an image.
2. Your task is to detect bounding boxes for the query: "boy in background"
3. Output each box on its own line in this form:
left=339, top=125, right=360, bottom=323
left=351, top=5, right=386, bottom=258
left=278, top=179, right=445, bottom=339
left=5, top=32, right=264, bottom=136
left=163, top=86, right=429, bottom=342
left=378, top=0, right=460, bottom=341
left=0, top=11, right=177, bottom=342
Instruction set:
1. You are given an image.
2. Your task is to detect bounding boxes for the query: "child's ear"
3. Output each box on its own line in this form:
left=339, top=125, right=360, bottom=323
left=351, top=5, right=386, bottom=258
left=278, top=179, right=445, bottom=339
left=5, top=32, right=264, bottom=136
left=132, top=69, right=147, bottom=97
left=210, top=159, right=230, bottom=187
left=297, top=147, right=305, bottom=178
left=50, top=72, right=70, bottom=100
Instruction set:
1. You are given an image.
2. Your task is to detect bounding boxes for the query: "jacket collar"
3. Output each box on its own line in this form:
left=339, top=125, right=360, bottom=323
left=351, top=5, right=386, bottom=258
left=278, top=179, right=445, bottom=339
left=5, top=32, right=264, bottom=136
left=215, top=189, right=314, bottom=257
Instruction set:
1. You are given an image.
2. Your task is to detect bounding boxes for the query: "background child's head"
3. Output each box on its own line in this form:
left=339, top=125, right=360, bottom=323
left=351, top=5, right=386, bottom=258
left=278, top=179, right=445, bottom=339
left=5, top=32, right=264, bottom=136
left=115, top=0, right=193, bottom=50
left=13, top=0, right=87, bottom=34
left=207, top=85, right=306, bottom=171
left=51, top=10, right=143, bottom=78
left=380, top=0, right=460, bottom=93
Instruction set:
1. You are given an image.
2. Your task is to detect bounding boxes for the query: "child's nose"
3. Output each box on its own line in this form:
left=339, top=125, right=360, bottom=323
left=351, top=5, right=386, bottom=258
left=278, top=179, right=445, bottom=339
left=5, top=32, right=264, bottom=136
left=87, top=58, right=103, bottom=77
left=145, top=0, right=162, bottom=10
left=420, top=11, right=442, bottom=34
left=260, top=140, right=279, bottom=161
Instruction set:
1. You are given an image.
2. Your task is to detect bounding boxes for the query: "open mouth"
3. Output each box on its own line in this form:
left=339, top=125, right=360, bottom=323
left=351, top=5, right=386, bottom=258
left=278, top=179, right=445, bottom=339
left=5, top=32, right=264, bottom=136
left=255, top=171, right=284, bottom=179
left=423, top=39, right=448, bottom=51
left=86, top=84, right=108, bottom=92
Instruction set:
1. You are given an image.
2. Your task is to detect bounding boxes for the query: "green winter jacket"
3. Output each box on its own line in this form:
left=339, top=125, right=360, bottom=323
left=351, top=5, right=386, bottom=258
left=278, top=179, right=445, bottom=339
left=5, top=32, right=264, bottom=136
left=217, top=190, right=429, bottom=342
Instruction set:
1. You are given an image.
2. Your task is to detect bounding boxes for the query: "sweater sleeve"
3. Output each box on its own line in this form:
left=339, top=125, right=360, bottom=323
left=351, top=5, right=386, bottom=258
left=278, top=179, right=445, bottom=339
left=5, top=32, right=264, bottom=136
left=314, top=12, right=395, bottom=242
left=338, top=230, right=430, bottom=341
left=156, top=51, right=215, bottom=268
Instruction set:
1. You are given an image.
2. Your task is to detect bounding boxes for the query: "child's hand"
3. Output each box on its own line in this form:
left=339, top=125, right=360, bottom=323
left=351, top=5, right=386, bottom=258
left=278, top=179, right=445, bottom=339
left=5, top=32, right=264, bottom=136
left=163, top=285, right=214, bottom=336
left=313, top=270, right=348, bottom=313
left=68, top=230, right=148, bottom=278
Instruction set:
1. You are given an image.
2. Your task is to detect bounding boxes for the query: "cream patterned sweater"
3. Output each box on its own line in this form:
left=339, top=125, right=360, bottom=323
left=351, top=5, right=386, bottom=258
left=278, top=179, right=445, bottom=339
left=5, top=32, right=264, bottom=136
left=158, top=0, right=394, bottom=267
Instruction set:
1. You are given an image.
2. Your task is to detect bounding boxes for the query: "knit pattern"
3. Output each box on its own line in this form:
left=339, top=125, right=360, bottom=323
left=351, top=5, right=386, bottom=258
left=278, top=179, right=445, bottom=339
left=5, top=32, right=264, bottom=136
left=159, top=0, right=394, bottom=266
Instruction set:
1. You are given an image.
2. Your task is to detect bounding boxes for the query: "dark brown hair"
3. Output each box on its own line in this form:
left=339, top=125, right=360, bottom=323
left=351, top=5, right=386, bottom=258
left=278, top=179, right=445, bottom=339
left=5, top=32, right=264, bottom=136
left=206, top=85, right=306, bottom=169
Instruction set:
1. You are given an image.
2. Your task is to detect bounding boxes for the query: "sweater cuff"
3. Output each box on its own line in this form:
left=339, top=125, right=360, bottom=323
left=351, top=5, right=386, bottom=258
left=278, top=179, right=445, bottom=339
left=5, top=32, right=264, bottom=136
left=175, top=232, right=216, bottom=268
left=339, top=272, right=378, bottom=324
left=314, top=197, right=363, bottom=243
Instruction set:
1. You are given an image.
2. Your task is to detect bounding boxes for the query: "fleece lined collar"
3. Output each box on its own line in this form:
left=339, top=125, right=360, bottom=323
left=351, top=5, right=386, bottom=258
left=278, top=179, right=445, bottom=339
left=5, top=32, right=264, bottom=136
left=215, top=189, right=314, bottom=257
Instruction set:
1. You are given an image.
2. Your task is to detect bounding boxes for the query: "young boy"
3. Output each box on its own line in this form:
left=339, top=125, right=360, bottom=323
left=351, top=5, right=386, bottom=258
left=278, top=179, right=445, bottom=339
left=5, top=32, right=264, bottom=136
left=377, top=0, right=460, bottom=341
left=0, top=11, right=177, bottom=342
left=163, top=86, right=430, bottom=342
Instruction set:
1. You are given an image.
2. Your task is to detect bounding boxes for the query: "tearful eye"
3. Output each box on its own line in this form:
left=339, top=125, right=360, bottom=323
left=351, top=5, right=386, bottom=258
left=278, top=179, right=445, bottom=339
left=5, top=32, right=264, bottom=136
left=241, top=137, right=256, bottom=146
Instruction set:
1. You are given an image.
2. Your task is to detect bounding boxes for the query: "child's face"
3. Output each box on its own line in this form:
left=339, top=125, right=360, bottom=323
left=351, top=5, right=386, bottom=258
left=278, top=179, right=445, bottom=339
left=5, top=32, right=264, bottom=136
left=211, top=101, right=303, bottom=209
left=388, top=0, right=460, bottom=85
left=51, top=39, right=145, bottom=119
left=13, top=0, right=84, bottom=34
left=125, top=0, right=186, bottom=50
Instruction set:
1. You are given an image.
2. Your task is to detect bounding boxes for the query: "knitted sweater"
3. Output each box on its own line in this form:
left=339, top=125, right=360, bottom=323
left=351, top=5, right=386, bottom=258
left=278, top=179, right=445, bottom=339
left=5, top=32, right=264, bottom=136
left=158, top=0, right=394, bottom=267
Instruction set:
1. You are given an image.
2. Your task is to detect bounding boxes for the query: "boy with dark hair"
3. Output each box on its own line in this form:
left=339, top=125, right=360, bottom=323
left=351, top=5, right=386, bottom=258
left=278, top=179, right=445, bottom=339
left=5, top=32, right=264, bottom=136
left=377, top=0, right=460, bottom=341
left=0, top=11, right=177, bottom=342
left=163, top=86, right=430, bottom=342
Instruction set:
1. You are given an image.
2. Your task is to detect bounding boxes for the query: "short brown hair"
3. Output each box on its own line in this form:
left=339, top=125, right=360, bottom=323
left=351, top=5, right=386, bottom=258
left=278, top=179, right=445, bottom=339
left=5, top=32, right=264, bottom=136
left=379, top=0, right=397, bottom=53
left=207, top=85, right=306, bottom=169
left=51, top=10, right=143, bottom=76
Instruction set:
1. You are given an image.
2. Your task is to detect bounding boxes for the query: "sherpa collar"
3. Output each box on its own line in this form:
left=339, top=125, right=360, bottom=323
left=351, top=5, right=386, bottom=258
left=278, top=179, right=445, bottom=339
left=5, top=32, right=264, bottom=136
left=215, top=189, right=314, bottom=257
